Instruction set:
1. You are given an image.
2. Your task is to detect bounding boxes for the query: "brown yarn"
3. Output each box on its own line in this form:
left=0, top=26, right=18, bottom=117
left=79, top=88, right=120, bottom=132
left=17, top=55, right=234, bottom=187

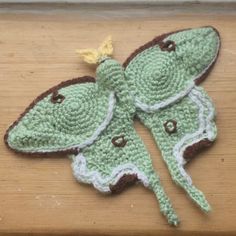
left=160, top=40, right=176, bottom=52
left=4, top=76, right=95, bottom=155
left=51, top=91, right=65, bottom=104
left=183, top=139, right=213, bottom=160
left=123, top=26, right=220, bottom=85
left=164, top=120, right=177, bottom=134
left=110, top=174, right=138, bottom=194
left=111, top=135, right=127, bottom=147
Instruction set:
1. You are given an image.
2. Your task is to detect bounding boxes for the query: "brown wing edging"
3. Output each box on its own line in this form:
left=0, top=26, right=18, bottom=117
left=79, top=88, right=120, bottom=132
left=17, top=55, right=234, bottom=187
left=195, top=27, right=221, bottom=85
left=4, top=76, right=95, bottom=155
left=123, top=31, right=173, bottom=68
left=183, top=138, right=213, bottom=161
left=5, top=26, right=221, bottom=156
left=109, top=174, right=138, bottom=194
left=123, top=26, right=221, bottom=85
left=123, top=26, right=219, bottom=162
left=123, top=27, right=193, bottom=68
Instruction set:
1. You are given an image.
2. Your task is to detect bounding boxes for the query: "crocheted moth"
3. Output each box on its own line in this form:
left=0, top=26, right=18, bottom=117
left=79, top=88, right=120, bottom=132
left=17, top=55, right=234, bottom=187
left=5, top=26, right=220, bottom=226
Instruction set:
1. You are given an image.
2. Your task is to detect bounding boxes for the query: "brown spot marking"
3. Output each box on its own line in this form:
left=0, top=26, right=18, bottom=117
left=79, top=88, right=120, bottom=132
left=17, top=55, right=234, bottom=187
left=123, top=26, right=220, bottom=86
left=183, top=139, right=213, bottom=161
left=110, top=174, right=138, bottom=194
left=164, top=120, right=177, bottom=134
left=51, top=91, right=65, bottom=104
left=4, top=76, right=95, bottom=155
left=160, top=40, right=176, bottom=52
left=111, top=135, right=127, bottom=147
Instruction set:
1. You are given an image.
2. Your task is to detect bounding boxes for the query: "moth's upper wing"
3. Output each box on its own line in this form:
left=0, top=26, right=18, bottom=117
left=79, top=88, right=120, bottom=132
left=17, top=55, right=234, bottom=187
left=124, top=26, right=220, bottom=112
left=5, top=76, right=116, bottom=154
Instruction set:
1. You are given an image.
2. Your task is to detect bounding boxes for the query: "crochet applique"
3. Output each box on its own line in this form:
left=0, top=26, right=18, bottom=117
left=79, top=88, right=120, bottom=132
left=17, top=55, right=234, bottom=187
left=4, top=26, right=220, bottom=226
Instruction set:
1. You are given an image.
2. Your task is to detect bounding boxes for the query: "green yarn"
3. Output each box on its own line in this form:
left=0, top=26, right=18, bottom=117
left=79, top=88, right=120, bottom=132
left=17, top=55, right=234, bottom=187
left=77, top=103, right=179, bottom=225
left=5, top=26, right=220, bottom=226
left=137, top=87, right=217, bottom=212
left=125, top=27, right=219, bottom=106
left=7, top=80, right=113, bottom=153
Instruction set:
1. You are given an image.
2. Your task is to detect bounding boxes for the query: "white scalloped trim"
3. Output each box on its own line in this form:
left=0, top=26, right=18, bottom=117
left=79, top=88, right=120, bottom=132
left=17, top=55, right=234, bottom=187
left=71, top=153, right=149, bottom=193
left=173, top=86, right=216, bottom=185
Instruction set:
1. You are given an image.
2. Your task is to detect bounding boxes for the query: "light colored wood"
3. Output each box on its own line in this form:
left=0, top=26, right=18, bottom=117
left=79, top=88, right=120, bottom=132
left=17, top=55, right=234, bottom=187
left=0, top=10, right=236, bottom=236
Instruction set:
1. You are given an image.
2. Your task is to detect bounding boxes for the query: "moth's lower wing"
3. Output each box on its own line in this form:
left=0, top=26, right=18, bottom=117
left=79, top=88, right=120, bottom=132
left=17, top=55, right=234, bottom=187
left=136, top=86, right=216, bottom=212
left=72, top=107, right=179, bottom=226
left=124, top=26, right=220, bottom=112
left=5, top=76, right=116, bottom=154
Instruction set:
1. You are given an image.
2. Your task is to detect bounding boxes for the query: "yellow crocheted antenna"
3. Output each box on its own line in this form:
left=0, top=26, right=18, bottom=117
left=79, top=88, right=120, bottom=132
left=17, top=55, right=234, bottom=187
left=76, top=36, right=113, bottom=64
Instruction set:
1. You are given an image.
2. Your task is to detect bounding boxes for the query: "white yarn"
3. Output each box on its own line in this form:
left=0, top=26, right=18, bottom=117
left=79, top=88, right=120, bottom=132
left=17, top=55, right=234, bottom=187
left=135, top=82, right=195, bottom=113
left=173, top=86, right=215, bottom=184
left=72, top=153, right=149, bottom=193
left=33, top=92, right=116, bottom=153
left=192, top=87, right=216, bottom=141
left=134, top=35, right=220, bottom=113
left=77, top=92, right=115, bottom=149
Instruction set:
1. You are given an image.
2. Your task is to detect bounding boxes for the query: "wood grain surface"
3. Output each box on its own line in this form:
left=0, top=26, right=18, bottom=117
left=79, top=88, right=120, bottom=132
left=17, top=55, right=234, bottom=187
left=0, top=9, right=236, bottom=236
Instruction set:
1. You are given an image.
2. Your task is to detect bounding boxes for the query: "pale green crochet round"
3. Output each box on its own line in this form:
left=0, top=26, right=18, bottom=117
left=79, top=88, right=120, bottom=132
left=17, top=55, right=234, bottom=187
left=5, top=26, right=220, bottom=226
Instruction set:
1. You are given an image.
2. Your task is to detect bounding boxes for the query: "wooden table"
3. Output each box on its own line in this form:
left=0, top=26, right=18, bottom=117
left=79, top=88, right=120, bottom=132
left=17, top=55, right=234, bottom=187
left=0, top=4, right=236, bottom=235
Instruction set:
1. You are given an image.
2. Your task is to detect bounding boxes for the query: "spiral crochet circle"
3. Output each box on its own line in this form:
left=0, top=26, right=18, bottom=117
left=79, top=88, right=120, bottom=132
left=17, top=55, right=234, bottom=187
left=6, top=77, right=115, bottom=153
left=124, top=27, right=220, bottom=109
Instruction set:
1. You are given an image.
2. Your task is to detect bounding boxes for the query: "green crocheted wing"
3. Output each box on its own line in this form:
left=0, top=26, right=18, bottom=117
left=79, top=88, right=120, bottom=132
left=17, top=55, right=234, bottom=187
left=137, top=86, right=217, bottom=212
left=124, top=26, right=220, bottom=112
left=4, top=27, right=220, bottom=226
left=5, top=76, right=116, bottom=154
left=123, top=26, right=220, bottom=213
left=71, top=103, right=180, bottom=225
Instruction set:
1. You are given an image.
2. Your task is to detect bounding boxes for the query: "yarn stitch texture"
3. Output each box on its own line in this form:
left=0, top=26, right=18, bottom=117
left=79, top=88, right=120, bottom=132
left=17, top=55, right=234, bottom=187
left=5, top=26, right=220, bottom=226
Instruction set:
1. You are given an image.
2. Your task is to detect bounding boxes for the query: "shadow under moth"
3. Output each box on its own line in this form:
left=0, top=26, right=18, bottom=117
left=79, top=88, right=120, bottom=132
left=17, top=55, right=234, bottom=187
left=4, top=26, right=220, bottom=226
